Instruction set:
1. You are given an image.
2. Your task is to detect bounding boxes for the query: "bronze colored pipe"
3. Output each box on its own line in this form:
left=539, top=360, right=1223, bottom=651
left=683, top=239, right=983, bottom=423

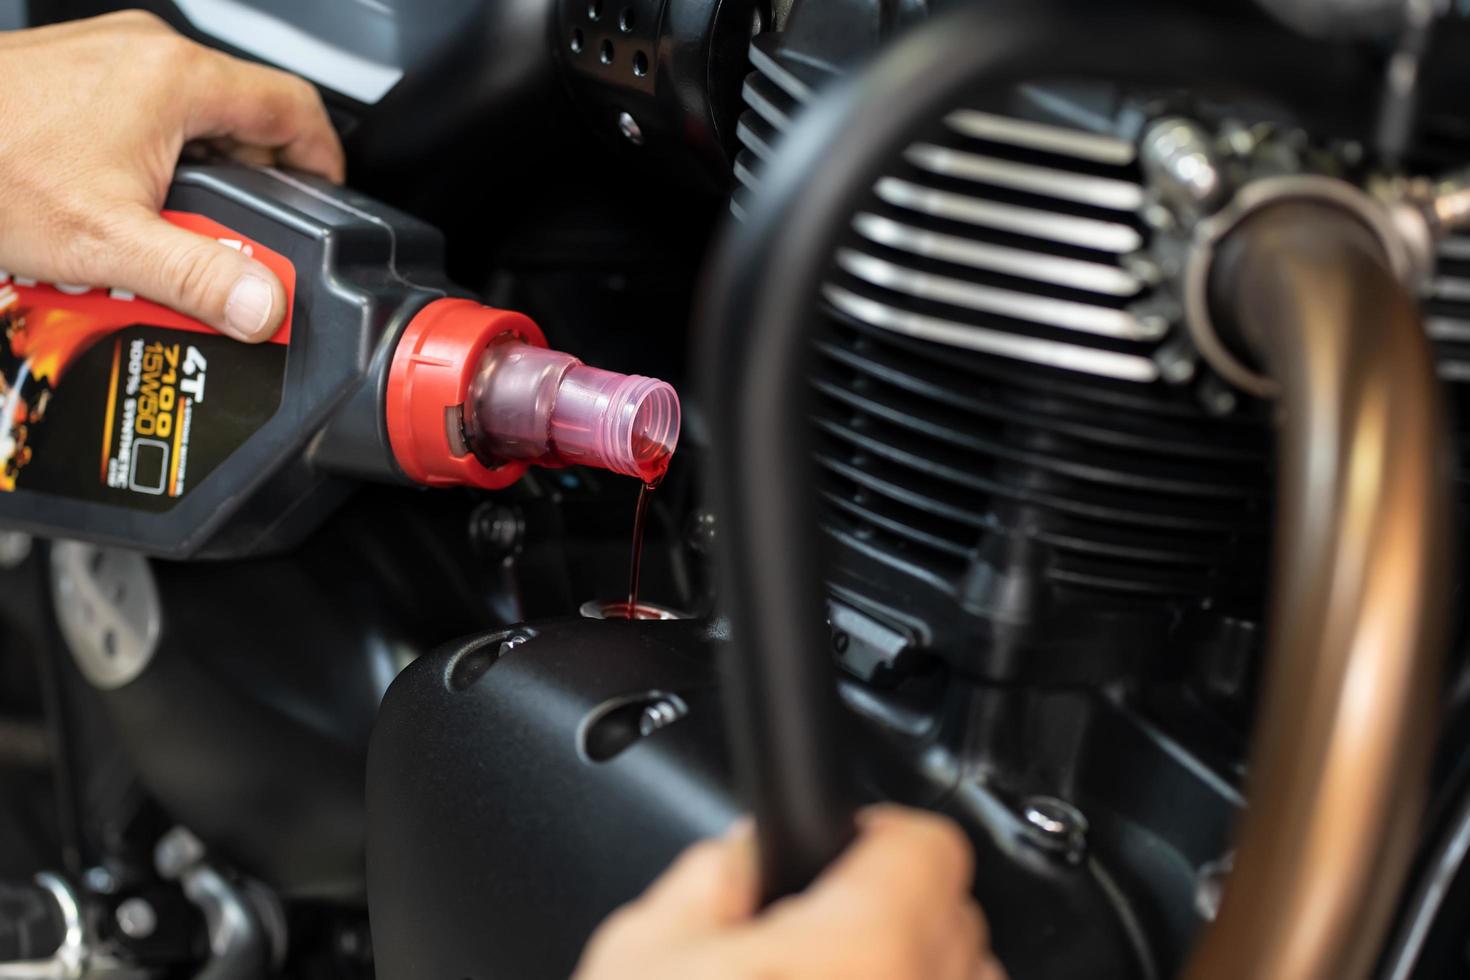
left=1188, top=201, right=1451, bottom=980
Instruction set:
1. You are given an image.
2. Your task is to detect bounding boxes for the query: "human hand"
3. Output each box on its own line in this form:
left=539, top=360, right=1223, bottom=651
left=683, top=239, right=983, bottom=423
left=574, top=805, right=1007, bottom=980
left=0, top=10, right=344, bottom=342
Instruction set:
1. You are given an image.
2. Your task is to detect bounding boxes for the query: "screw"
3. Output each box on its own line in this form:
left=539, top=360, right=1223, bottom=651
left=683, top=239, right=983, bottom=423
left=498, top=632, right=531, bottom=657
left=1141, top=117, right=1225, bottom=213
left=155, top=826, right=206, bottom=880
left=1019, top=795, right=1088, bottom=862
left=115, top=897, right=157, bottom=940
left=618, top=111, right=644, bottom=146
left=638, top=695, right=688, bottom=736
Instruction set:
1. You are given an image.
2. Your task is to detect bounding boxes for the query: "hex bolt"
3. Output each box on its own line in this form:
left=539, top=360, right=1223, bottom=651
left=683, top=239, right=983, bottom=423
left=617, top=111, right=645, bottom=146
left=1141, top=117, right=1227, bottom=216
left=498, top=633, right=531, bottom=657
left=1019, top=795, right=1088, bottom=863
left=83, top=866, right=118, bottom=895
left=115, top=897, right=158, bottom=940
left=155, top=826, right=207, bottom=881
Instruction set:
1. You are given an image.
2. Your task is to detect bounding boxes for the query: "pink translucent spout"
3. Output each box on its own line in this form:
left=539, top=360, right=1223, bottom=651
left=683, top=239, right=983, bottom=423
left=465, top=342, right=681, bottom=484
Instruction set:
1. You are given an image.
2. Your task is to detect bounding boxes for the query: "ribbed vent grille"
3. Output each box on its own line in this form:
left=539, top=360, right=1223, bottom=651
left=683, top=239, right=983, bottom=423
left=1413, top=113, right=1470, bottom=513
left=735, top=38, right=1272, bottom=605
left=1427, top=238, right=1470, bottom=381
left=810, top=318, right=1269, bottom=598
left=733, top=34, right=813, bottom=219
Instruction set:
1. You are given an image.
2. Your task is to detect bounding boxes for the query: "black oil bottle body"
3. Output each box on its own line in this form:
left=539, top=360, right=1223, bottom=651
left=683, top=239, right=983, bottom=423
left=0, top=164, right=453, bottom=558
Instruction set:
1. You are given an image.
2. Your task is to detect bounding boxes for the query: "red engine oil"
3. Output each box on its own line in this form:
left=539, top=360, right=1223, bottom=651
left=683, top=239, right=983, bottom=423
left=0, top=164, right=679, bottom=558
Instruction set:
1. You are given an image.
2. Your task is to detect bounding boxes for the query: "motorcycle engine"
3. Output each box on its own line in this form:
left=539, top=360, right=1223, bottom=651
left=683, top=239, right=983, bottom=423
left=6, top=1, right=1470, bottom=979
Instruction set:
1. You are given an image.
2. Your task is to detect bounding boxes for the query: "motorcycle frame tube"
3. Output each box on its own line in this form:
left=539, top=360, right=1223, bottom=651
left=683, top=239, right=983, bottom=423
left=699, top=2, right=1448, bottom=975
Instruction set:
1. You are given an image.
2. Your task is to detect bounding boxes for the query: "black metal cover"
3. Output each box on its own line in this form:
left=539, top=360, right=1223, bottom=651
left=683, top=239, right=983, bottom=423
left=365, top=618, right=739, bottom=980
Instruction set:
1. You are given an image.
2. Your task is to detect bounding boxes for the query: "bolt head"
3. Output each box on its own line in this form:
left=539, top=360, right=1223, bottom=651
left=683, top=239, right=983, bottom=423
left=1019, top=795, right=1088, bottom=862
left=154, top=826, right=206, bottom=880
left=1023, top=797, right=1082, bottom=836
left=637, top=695, right=688, bottom=736
left=83, top=866, right=117, bottom=895
left=617, top=111, right=644, bottom=146
left=115, top=897, right=157, bottom=939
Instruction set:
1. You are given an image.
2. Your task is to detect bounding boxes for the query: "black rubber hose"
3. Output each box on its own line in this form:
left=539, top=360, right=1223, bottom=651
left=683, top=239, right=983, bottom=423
left=697, top=0, right=1378, bottom=904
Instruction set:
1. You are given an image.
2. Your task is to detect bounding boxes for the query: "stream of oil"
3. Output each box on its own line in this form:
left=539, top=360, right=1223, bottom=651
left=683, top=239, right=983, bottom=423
left=624, top=481, right=655, bottom=619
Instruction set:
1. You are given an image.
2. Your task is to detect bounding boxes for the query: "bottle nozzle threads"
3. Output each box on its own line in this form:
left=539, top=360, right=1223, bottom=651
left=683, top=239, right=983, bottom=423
left=465, top=343, right=679, bottom=485
left=387, top=299, right=681, bottom=490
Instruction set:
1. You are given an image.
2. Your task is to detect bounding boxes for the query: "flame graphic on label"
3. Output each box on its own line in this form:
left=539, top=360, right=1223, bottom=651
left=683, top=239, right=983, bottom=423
left=1, top=308, right=122, bottom=492
left=10, top=308, right=121, bottom=386
left=0, top=210, right=296, bottom=496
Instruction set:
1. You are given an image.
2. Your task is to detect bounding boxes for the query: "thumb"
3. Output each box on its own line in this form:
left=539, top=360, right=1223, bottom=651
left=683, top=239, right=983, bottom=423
left=100, top=209, right=287, bottom=342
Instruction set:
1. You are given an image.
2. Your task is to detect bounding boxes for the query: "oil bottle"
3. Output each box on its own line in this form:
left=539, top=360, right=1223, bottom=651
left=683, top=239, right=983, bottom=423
left=0, top=164, right=679, bottom=559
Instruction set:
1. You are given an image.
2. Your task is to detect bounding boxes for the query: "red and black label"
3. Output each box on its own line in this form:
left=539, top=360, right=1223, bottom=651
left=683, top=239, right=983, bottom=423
left=0, top=213, right=294, bottom=511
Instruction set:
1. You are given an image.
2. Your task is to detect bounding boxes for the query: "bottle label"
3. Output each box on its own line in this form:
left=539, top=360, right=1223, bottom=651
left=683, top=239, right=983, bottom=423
left=0, top=213, right=294, bottom=510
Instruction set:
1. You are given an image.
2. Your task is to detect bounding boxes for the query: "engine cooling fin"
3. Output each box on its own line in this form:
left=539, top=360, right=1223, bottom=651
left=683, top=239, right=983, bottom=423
left=735, top=35, right=1279, bottom=676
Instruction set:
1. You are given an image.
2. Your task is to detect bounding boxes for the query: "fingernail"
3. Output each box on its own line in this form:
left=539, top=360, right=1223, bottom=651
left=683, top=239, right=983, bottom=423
left=224, top=274, right=274, bottom=341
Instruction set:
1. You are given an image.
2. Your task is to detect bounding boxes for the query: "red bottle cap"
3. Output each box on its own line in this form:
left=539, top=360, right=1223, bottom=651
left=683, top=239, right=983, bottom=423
left=386, top=298, right=547, bottom=490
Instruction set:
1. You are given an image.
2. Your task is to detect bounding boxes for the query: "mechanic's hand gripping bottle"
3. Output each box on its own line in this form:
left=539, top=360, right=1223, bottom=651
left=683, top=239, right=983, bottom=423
left=0, top=165, right=679, bottom=557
